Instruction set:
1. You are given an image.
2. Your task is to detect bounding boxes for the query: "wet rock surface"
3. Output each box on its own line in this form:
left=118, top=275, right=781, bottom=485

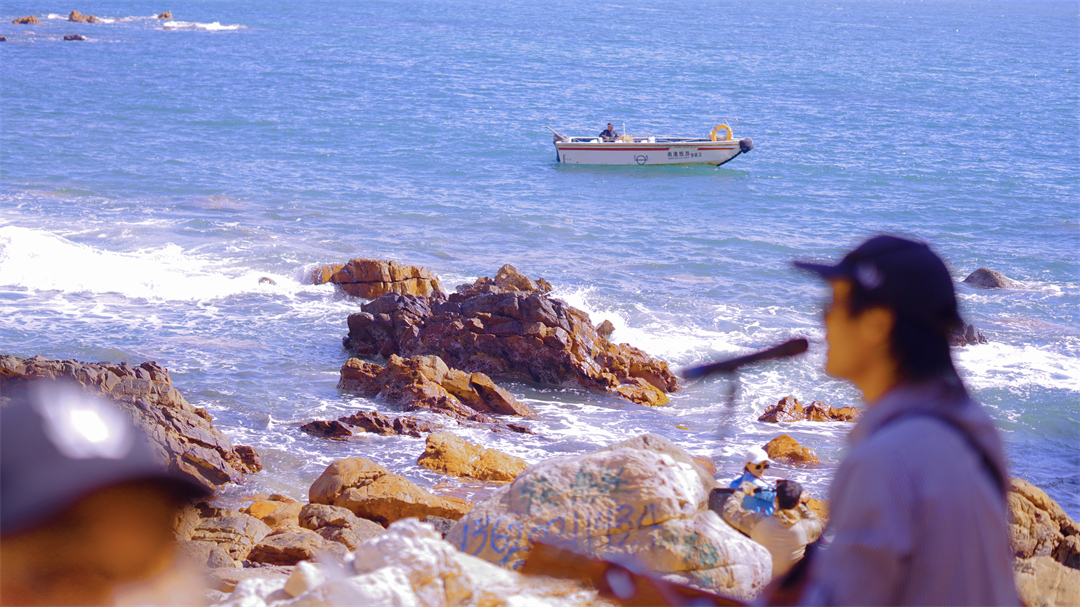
left=0, top=355, right=257, bottom=491
left=758, top=396, right=861, bottom=423
left=764, top=434, right=819, bottom=465
left=964, top=267, right=1021, bottom=289
left=950, top=322, right=989, bottom=346
left=342, top=264, right=679, bottom=406
left=312, top=258, right=444, bottom=299
left=447, top=433, right=770, bottom=600
left=68, top=10, right=101, bottom=23
left=416, top=431, right=529, bottom=482
left=63, top=33, right=86, bottom=40
left=309, top=457, right=473, bottom=526
left=12, top=15, right=40, bottom=24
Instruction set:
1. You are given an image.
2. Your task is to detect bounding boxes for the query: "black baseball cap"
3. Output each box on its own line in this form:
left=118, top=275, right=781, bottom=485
left=793, top=235, right=962, bottom=332
left=1, top=381, right=210, bottom=536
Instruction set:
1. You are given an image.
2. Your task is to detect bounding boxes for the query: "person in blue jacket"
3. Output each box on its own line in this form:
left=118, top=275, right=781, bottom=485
left=728, top=446, right=776, bottom=515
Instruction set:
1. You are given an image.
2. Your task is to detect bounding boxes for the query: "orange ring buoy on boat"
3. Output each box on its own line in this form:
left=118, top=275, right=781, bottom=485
left=710, top=124, right=732, bottom=142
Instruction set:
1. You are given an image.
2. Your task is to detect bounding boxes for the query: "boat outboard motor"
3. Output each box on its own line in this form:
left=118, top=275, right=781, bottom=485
left=739, top=138, right=754, bottom=153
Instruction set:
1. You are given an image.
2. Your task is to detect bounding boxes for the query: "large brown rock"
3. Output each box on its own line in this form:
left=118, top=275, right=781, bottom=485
left=247, top=527, right=347, bottom=566
left=188, top=512, right=272, bottom=562
left=68, top=10, right=101, bottom=23
left=342, top=265, right=679, bottom=406
left=417, top=431, right=529, bottom=482
left=1014, top=556, right=1080, bottom=607
left=312, top=258, right=444, bottom=299
left=1008, top=478, right=1080, bottom=569
left=309, top=457, right=473, bottom=526
left=337, top=354, right=535, bottom=423
left=242, top=499, right=303, bottom=531
left=758, top=396, right=861, bottom=423
left=12, top=15, right=40, bottom=24
left=0, top=355, right=256, bottom=491
left=763, top=434, right=819, bottom=465
left=298, top=502, right=385, bottom=550
left=964, top=267, right=1020, bottom=289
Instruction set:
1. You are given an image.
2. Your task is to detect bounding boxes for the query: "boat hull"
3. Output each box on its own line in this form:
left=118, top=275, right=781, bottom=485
left=554, top=138, right=751, bottom=166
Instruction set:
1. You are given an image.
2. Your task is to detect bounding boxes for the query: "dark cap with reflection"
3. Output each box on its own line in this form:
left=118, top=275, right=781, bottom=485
left=1, top=381, right=210, bottom=535
left=792, top=234, right=962, bottom=332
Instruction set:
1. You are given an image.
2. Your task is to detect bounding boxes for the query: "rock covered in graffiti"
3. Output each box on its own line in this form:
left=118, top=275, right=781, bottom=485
left=445, top=433, right=771, bottom=601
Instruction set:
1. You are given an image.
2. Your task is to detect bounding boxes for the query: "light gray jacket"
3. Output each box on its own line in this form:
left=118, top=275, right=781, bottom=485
left=801, top=378, right=1019, bottom=606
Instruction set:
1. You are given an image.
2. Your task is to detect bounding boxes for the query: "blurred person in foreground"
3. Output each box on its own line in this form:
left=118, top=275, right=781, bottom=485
left=1, top=381, right=209, bottom=606
left=789, top=235, right=1018, bottom=605
left=723, top=479, right=824, bottom=581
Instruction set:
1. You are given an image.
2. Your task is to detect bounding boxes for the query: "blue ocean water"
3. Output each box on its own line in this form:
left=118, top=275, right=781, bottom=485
left=2, top=1, right=1077, bottom=518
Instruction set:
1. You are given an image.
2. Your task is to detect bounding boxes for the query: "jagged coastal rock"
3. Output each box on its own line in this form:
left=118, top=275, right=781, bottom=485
left=309, top=457, right=473, bottom=525
left=1007, top=478, right=1080, bottom=607
left=416, top=431, right=530, bottom=483
left=446, top=434, right=770, bottom=601
left=12, top=15, right=40, bottom=24
left=763, top=434, right=819, bottom=465
left=302, top=409, right=443, bottom=439
left=312, top=258, right=444, bottom=299
left=68, top=10, right=101, bottom=23
left=950, top=322, right=990, bottom=346
left=0, top=355, right=259, bottom=491
left=63, top=34, right=86, bottom=41
left=758, top=396, right=861, bottom=423
left=343, top=264, right=679, bottom=406
left=339, top=353, right=534, bottom=420
left=964, top=267, right=1021, bottom=289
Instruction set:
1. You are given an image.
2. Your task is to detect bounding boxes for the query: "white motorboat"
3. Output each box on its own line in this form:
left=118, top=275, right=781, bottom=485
left=549, top=124, right=753, bottom=166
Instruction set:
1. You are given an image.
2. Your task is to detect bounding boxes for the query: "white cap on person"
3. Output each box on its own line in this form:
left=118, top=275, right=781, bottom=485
left=745, top=446, right=770, bottom=466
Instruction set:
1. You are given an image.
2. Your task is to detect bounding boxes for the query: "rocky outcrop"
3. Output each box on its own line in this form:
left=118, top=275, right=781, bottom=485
left=12, top=16, right=40, bottom=24
left=343, top=264, right=679, bottom=406
left=242, top=497, right=303, bottom=531
left=416, top=431, right=529, bottom=482
left=209, top=519, right=608, bottom=607
left=63, top=34, right=86, bottom=41
left=339, top=354, right=534, bottom=421
left=312, top=258, right=444, bottom=299
left=764, top=434, right=819, bottom=465
left=950, top=322, right=989, bottom=346
left=1008, top=478, right=1080, bottom=568
left=309, top=457, right=473, bottom=526
left=0, top=355, right=258, bottom=491
left=964, top=267, right=1020, bottom=289
left=157, top=11, right=173, bottom=19
left=247, top=527, right=348, bottom=566
left=68, top=10, right=101, bottom=23
left=298, top=503, right=385, bottom=550
left=187, top=509, right=273, bottom=562
left=758, top=396, right=861, bottom=423
left=1014, top=556, right=1080, bottom=607
left=446, top=434, right=771, bottom=600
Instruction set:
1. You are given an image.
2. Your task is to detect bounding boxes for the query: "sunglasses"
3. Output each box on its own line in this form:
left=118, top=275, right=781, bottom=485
left=752, top=462, right=770, bottom=469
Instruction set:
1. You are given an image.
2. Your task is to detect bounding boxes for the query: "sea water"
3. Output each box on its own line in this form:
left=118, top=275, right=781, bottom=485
left=1, top=1, right=1077, bottom=519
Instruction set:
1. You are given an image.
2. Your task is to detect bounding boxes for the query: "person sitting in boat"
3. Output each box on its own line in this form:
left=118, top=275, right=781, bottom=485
left=599, top=122, right=619, bottom=142
left=728, top=446, right=776, bottom=515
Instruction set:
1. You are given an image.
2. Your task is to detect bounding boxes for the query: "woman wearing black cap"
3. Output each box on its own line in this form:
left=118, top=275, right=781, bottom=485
left=790, top=235, right=1018, bottom=605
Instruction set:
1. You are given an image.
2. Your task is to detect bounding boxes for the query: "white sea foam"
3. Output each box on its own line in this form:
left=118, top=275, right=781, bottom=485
left=955, top=341, right=1080, bottom=393
left=162, top=21, right=243, bottom=31
left=0, top=226, right=300, bottom=302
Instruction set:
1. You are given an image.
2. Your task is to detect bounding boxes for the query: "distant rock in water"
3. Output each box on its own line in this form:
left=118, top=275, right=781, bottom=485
left=68, top=10, right=101, bottom=23
left=0, top=355, right=259, bottom=491
left=157, top=11, right=173, bottom=19
left=758, top=396, right=861, bottom=423
left=764, top=434, right=819, bottom=465
left=342, top=264, right=679, bottom=406
left=416, top=431, right=529, bottom=483
left=311, top=258, right=443, bottom=299
left=63, top=34, right=86, bottom=41
left=258, top=276, right=276, bottom=285
left=0, top=35, right=8, bottom=41
left=964, top=267, right=1020, bottom=289
left=950, top=322, right=989, bottom=346
left=12, top=16, right=40, bottom=24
